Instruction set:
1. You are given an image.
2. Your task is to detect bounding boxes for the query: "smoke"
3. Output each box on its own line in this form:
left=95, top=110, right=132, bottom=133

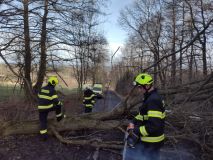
left=160, top=148, right=198, bottom=160
left=122, top=143, right=198, bottom=160
left=122, top=142, right=157, bottom=160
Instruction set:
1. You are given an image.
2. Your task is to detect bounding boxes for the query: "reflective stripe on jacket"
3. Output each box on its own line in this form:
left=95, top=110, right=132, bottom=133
left=38, top=84, right=61, bottom=110
left=83, top=89, right=96, bottom=108
left=134, top=89, right=165, bottom=143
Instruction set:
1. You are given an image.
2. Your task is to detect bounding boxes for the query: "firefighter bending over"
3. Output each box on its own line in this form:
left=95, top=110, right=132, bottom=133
left=37, top=76, right=65, bottom=141
left=124, top=73, right=165, bottom=160
left=83, top=87, right=96, bottom=113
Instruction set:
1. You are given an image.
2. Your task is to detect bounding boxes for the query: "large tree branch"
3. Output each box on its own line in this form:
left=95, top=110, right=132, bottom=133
left=51, top=126, right=123, bottom=149
left=0, top=117, right=125, bottom=137
left=0, top=88, right=139, bottom=137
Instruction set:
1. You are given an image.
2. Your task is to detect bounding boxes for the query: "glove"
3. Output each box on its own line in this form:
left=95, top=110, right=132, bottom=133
left=127, top=129, right=139, bottom=148
left=127, top=123, right=134, bottom=132
left=126, top=123, right=140, bottom=148
left=127, top=123, right=140, bottom=135
left=132, top=125, right=140, bottom=137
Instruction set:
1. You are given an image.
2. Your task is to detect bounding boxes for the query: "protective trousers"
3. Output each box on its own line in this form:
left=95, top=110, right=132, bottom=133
left=85, top=107, right=92, bottom=113
left=123, top=141, right=162, bottom=160
left=39, top=105, right=62, bottom=136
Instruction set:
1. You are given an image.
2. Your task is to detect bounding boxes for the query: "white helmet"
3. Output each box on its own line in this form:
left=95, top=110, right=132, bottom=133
left=83, top=84, right=92, bottom=91
left=85, top=86, right=91, bottom=90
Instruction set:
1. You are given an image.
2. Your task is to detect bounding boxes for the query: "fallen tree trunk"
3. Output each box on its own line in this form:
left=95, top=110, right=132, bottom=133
left=0, top=117, right=126, bottom=137
left=159, top=72, right=213, bottom=96
left=51, top=126, right=124, bottom=149
left=0, top=88, right=139, bottom=137
left=159, top=81, right=213, bottom=95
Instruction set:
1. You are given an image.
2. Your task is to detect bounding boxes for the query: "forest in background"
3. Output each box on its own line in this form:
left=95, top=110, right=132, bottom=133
left=0, top=0, right=213, bottom=98
left=0, top=0, right=213, bottom=159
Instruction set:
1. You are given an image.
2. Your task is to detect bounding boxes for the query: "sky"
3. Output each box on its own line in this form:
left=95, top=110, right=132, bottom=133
left=100, top=0, right=133, bottom=59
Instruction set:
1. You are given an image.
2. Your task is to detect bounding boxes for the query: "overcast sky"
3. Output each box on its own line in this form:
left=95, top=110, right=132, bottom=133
left=100, top=0, right=133, bottom=58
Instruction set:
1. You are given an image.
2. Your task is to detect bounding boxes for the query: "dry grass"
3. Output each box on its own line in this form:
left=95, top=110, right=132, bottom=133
left=0, top=65, right=82, bottom=121
left=0, top=93, right=83, bottom=122
left=0, top=97, right=36, bottom=121
left=0, top=64, right=78, bottom=89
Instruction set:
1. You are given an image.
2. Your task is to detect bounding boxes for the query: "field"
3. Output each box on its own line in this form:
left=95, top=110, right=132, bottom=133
left=0, top=64, right=82, bottom=122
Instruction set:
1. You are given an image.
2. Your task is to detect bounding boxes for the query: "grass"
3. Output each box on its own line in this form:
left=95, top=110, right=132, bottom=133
left=57, top=85, right=81, bottom=95
left=0, top=84, right=24, bottom=101
left=0, top=83, right=80, bottom=102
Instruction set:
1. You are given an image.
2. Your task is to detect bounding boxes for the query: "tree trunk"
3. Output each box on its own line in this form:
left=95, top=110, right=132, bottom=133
left=179, top=2, right=185, bottom=84
left=33, top=0, right=49, bottom=93
left=0, top=117, right=124, bottom=137
left=23, top=0, right=33, bottom=100
left=0, top=101, right=127, bottom=137
left=0, top=87, right=141, bottom=137
left=200, top=0, right=207, bottom=76
left=171, top=0, right=176, bottom=85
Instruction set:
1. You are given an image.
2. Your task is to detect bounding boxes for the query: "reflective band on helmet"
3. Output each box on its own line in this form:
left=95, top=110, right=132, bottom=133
left=141, top=134, right=165, bottom=143
left=56, top=113, right=62, bottom=117
left=148, top=110, right=165, bottom=119
left=38, top=104, right=53, bottom=109
left=40, top=129, right=47, bottom=134
left=140, top=126, right=148, bottom=136
left=135, top=114, right=143, bottom=121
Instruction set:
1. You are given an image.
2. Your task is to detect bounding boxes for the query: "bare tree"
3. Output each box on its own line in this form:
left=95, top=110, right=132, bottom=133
left=119, top=0, right=165, bottom=85
left=0, top=0, right=108, bottom=100
left=184, top=0, right=213, bottom=76
left=33, top=0, right=49, bottom=93
left=118, top=0, right=213, bottom=87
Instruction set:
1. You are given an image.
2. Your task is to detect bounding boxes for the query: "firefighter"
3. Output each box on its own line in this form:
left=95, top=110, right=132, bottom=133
left=83, top=87, right=96, bottom=113
left=37, top=76, right=65, bottom=141
left=124, top=73, right=165, bottom=160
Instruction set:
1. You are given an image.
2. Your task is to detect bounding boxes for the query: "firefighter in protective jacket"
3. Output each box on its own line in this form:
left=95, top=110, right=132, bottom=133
left=37, top=76, right=65, bottom=141
left=83, top=87, right=96, bottom=113
left=124, top=73, right=165, bottom=160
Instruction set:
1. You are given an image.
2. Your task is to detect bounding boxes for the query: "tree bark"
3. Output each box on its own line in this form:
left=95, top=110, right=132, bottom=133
left=171, top=0, right=177, bottom=85
left=23, top=0, right=33, bottom=100
left=33, top=0, right=49, bottom=93
left=0, top=117, right=124, bottom=137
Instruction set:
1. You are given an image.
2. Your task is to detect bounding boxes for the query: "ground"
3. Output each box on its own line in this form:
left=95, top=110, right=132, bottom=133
left=0, top=91, right=207, bottom=160
left=0, top=91, right=123, bottom=160
left=0, top=133, right=122, bottom=160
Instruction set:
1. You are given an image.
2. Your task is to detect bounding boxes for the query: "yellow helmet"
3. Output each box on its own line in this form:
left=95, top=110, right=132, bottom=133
left=48, top=76, right=58, bottom=86
left=134, top=73, right=153, bottom=86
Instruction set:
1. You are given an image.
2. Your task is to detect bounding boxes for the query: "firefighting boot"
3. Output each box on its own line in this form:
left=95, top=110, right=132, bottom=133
left=57, top=113, right=66, bottom=122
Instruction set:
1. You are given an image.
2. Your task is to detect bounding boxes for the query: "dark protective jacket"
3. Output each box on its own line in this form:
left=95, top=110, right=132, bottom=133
left=133, top=88, right=165, bottom=143
left=83, top=89, right=96, bottom=108
left=37, top=84, right=62, bottom=110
